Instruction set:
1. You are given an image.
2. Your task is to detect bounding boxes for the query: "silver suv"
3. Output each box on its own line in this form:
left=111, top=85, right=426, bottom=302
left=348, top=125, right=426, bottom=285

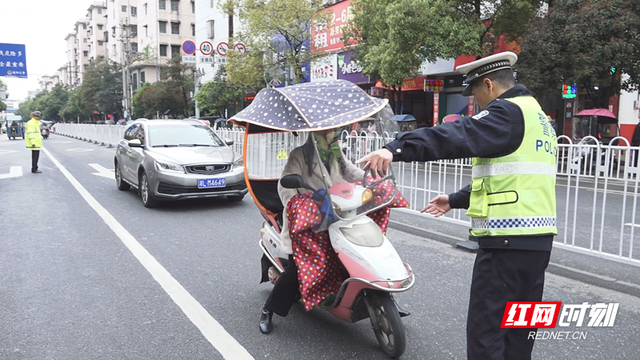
left=114, top=119, right=247, bottom=207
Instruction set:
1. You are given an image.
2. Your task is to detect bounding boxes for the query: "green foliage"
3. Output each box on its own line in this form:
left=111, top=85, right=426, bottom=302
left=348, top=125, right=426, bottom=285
left=132, top=56, right=195, bottom=118
left=223, top=0, right=322, bottom=87
left=518, top=0, right=640, bottom=107
left=0, top=100, right=6, bottom=112
left=81, top=58, right=123, bottom=118
left=60, top=87, right=88, bottom=120
left=195, top=66, right=244, bottom=117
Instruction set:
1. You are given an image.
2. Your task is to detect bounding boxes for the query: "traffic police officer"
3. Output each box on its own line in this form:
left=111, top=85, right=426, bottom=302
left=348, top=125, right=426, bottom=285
left=25, top=110, right=43, bottom=173
left=358, top=51, right=557, bottom=360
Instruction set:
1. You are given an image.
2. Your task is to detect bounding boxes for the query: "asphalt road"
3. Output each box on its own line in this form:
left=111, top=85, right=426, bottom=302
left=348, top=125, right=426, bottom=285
left=1, top=134, right=639, bottom=359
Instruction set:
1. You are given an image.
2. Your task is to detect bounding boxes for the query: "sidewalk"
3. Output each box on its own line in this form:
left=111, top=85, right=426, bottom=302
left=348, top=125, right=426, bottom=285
left=388, top=209, right=640, bottom=298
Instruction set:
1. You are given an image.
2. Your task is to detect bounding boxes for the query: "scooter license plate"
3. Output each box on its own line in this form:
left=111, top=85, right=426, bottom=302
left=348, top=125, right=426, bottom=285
left=198, top=178, right=226, bottom=189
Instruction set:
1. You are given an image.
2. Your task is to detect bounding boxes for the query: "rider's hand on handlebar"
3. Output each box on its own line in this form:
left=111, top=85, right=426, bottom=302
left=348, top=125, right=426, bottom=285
left=357, top=148, right=393, bottom=178
left=421, top=195, right=451, bottom=217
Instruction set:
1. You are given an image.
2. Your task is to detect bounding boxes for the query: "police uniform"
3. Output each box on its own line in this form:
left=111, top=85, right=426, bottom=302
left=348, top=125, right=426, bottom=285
left=383, top=52, right=556, bottom=360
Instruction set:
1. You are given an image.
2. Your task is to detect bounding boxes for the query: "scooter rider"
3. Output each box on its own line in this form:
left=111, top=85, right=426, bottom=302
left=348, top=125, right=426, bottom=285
left=259, top=128, right=364, bottom=334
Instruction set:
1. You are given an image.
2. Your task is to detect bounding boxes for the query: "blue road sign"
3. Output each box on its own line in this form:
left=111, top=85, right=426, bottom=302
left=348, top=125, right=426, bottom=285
left=182, top=40, right=196, bottom=55
left=0, top=43, right=27, bottom=78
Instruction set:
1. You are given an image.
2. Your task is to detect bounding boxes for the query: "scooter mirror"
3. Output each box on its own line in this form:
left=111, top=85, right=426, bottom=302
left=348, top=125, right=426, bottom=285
left=281, top=174, right=312, bottom=190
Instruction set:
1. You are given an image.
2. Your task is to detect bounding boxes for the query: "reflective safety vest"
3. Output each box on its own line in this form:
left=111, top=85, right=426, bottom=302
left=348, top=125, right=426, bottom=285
left=25, top=118, right=42, bottom=150
left=467, top=96, right=557, bottom=237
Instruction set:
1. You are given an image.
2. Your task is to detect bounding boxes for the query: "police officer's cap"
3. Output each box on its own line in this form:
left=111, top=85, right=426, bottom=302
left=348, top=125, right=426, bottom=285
left=456, top=51, right=518, bottom=96
left=31, top=111, right=42, bottom=117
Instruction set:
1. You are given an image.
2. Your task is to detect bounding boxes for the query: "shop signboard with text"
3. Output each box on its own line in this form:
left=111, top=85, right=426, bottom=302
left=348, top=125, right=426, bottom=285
left=337, top=51, right=369, bottom=84
left=311, top=0, right=353, bottom=53
left=311, top=54, right=338, bottom=82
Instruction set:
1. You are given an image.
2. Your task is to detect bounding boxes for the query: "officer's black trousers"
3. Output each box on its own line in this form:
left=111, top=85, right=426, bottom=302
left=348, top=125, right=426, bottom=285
left=467, top=248, right=551, bottom=360
left=264, top=256, right=300, bottom=317
left=31, top=150, right=40, bottom=172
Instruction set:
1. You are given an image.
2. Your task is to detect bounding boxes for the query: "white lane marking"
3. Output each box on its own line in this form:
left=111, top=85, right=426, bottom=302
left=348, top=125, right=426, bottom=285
left=0, top=166, right=23, bottom=179
left=65, top=148, right=95, bottom=152
left=89, top=163, right=115, bottom=179
left=42, top=148, right=254, bottom=360
left=624, top=223, right=640, bottom=228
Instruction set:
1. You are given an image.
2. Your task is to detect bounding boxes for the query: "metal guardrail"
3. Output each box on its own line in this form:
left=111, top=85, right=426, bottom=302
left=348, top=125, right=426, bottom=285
left=50, top=125, right=640, bottom=266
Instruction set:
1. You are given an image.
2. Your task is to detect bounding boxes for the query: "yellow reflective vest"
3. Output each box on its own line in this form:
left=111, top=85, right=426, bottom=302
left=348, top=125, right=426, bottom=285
left=467, top=96, right=557, bottom=238
left=25, top=118, right=42, bottom=150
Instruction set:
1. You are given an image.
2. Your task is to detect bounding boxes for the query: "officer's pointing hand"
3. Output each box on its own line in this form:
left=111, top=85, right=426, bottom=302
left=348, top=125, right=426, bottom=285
left=357, top=148, right=393, bottom=178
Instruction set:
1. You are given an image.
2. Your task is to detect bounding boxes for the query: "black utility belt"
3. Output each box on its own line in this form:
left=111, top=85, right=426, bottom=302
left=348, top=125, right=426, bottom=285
left=472, top=236, right=554, bottom=251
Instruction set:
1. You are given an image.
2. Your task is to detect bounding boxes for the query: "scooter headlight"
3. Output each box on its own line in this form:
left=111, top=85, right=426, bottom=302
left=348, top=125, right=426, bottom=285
left=362, top=188, right=373, bottom=204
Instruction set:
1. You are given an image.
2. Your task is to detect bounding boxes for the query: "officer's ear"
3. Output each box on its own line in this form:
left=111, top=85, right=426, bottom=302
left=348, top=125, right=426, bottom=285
left=482, top=78, right=493, bottom=92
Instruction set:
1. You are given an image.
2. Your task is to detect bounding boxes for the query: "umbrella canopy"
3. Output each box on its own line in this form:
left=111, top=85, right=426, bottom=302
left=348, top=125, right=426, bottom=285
left=394, top=114, right=416, bottom=122
left=231, top=79, right=388, bottom=132
left=577, top=108, right=616, bottom=119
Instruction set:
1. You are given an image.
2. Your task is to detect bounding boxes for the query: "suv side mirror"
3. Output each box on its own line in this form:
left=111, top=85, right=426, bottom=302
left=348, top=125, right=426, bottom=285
left=280, top=174, right=314, bottom=190
left=128, top=138, right=143, bottom=148
left=225, top=139, right=234, bottom=146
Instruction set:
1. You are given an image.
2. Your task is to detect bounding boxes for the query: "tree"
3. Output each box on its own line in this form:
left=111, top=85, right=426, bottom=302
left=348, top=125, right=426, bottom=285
left=195, top=66, right=244, bottom=117
left=81, top=58, right=123, bottom=119
left=518, top=0, right=640, bottom=107
left=223, top=0, right=323, bottom=88
left=160, top=55, right=195, bottom=117
left=0, top=100, right=5, bottom=112
left=41, top=84, right=68, bottom=120
left=344, top=0, right=544, bottom=113
left=60, top=87, right=89, bottom=121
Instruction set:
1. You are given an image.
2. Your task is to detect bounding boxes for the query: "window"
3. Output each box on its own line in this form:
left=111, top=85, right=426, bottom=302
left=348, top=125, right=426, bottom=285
left=122, top=5, right=127, bottom=12
left=191, top=0, right=195, bottom=13
left=143, top=25, right=148, bottom=37
left=83, top=51, right=88, bottom=57
left=83, top=24, right=87, bottom=30
left=210, top=0, right=214, bottom=8
left=98, top=8, right=102, bottom=14
left=207, top=20, right=214, bottom=39
left=159, top=0, right=166, bottom=10
left=171, top=0, right=179, bottom=11
left=171, top=45, right=181, bottom=58
left=171, top=22, right=180, bottom=35
left=132, top=73, right=138, bottom=90
left=131, top=43, right=138, bottom=52
left=191, top=23, right=195, bottom=36
left=130, top=25, right=138, bottom=36
left=160, top=44, right=168, bottom=56
left=144, top=3, right=147, bottom=15
left=131, top=6, right=137, bottom=16
left=98, top=40, right=104, bottom=46
left=159, top=21, right=167, bottom=33
left=140, top=71, right=146, bottom=84
left=98, top=24, right=103, bottom=30
left=83, top=38, right=88, bottom=43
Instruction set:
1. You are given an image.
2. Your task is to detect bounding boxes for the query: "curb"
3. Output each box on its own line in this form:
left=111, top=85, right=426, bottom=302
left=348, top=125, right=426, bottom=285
left=388, top=220, right=640, bottom=298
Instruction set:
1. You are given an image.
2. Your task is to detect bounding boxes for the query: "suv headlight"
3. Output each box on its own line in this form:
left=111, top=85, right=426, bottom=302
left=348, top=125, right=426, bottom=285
left=233, top=156, right=243, bottom=168
left=155, top=160, right=184, bottom=173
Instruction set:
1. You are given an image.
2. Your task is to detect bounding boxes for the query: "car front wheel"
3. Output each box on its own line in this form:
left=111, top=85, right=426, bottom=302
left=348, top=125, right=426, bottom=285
left=139, top=171, right=159, bottom=208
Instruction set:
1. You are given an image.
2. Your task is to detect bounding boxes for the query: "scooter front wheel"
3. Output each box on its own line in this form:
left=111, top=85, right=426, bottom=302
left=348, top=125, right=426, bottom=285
left=367, top=292, right=406, bottom=358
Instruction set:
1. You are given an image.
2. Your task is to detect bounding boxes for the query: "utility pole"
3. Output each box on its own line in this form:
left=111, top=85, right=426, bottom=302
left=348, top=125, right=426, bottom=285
left=121, top=17, right=132, bottom=119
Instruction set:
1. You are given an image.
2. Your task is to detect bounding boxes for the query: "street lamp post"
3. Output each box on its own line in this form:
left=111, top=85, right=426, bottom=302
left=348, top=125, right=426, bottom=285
left=194, top=68, right=205, bottom=118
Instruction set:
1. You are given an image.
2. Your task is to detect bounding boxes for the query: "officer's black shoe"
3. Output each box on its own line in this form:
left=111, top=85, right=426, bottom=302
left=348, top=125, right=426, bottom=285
left=32, top=170, right=42, bottom=173
left=259, top=308, right=273, bottom=334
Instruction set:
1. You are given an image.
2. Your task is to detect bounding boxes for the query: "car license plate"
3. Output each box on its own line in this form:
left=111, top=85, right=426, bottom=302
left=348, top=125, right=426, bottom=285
left=198, top=178, right=226, bottom=189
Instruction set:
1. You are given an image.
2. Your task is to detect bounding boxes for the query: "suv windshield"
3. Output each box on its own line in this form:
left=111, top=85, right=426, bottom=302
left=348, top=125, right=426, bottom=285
left=148, top=123, right=225, bottom=147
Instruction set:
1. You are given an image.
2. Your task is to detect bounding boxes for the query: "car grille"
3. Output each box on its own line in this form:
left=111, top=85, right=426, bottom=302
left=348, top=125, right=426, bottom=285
left=157, top=181, right=247, bottom=195
left=185, top=164, right=231, bottom=175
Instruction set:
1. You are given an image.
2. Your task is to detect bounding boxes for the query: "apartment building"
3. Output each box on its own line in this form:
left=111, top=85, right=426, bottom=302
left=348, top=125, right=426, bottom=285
left=131, top=0, right=196, bottom=85
left=106, top=0, right=139, bottom=65
left=194, top=0, right=241, bottom=85
left=39, top=75, right=61, bottom=92
left=74, top=19, right=91, bottom=83
left=86, top=2, right=108, bottom=62
left=64, top=32, right=79, bottom=87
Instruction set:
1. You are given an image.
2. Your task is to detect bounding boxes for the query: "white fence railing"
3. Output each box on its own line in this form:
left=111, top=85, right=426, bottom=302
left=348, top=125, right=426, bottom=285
left=51, top=125, right=640, bottom=266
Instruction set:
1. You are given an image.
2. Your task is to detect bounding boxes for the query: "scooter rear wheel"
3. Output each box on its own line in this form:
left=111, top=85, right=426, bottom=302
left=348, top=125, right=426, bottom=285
left=368, top=292, right=406, bottom=358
